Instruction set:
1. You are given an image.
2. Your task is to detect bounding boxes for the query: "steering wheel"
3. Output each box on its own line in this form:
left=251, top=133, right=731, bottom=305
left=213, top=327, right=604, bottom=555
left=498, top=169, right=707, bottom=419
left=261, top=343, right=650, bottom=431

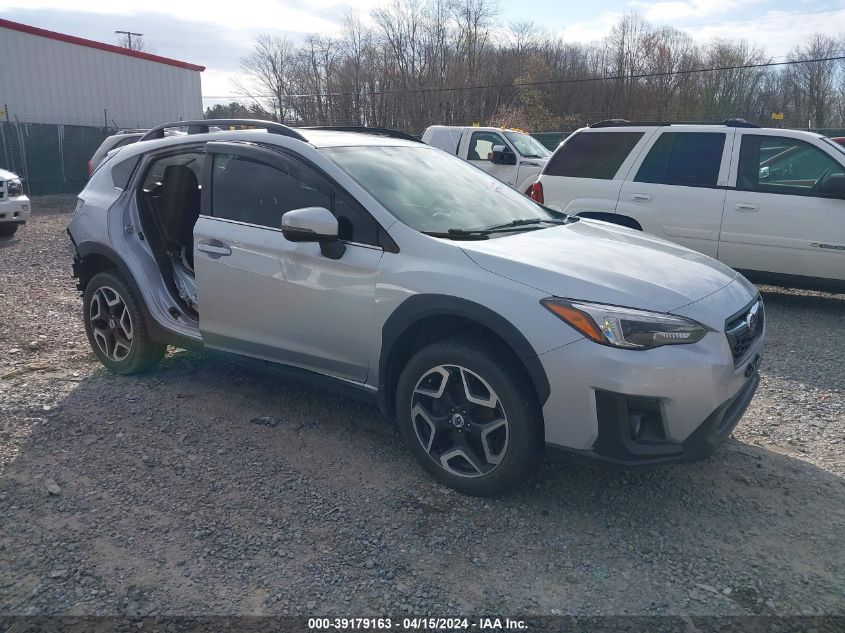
left=810, top=168, right=831, bottom=193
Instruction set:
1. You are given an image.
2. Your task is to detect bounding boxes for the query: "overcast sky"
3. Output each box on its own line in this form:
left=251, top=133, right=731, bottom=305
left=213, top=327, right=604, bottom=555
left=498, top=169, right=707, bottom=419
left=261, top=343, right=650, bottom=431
left=1, top=0, right=843, bottom=107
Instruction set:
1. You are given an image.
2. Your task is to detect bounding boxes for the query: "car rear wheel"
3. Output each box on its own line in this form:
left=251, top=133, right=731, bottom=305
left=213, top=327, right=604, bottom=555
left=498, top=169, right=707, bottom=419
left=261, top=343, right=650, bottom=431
left=396, top=337, right=542, bottom=496
left=0, top=224, right=19, bottom=237
left=83, top=270, right=166, bottom=374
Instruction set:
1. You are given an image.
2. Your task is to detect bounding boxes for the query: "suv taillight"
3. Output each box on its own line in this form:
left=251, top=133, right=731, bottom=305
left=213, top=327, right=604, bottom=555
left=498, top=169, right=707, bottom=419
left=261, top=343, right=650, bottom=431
left=87, top=160, right=92, bottom=178
left=529, top=181, right=544, bottom=204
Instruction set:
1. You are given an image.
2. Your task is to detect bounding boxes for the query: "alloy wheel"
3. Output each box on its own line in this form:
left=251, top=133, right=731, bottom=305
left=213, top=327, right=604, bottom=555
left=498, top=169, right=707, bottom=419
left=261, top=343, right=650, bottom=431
left=410, top=364, right=509, bottom=478
left=89, top=286, right=134, bottom=362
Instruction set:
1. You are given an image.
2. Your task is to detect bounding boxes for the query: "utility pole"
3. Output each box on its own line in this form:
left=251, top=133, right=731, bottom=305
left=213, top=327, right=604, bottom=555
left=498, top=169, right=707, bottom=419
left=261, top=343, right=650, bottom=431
left=115, top=30, right=144, bottom=50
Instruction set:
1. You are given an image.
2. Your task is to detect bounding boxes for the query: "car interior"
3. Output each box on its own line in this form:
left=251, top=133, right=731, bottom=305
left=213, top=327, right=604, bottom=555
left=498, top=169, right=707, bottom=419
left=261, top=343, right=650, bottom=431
left=138, top=152, right=203, bottom=316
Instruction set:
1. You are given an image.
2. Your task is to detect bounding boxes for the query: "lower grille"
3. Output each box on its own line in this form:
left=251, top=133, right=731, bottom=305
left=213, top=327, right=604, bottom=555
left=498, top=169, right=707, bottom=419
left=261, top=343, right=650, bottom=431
left=725, top=298, right=764, bottom=365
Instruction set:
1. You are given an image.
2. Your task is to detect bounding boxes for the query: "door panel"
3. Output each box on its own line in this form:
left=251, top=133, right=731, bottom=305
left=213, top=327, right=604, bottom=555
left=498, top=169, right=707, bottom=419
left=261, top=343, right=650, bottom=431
left=720, top=133, right=845, bottom=280
left=193, top=217, right=291, bottom=360
left=194, top=145, right=384, bottom=383
left=615, top=129, right=734, bottom=257
left=466, top=131, right=516, bottom=185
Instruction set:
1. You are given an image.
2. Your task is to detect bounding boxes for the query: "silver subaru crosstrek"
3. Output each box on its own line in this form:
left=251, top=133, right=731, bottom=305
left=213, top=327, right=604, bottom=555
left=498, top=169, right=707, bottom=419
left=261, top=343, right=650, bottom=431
left=68, top=119, right=765, bottom=496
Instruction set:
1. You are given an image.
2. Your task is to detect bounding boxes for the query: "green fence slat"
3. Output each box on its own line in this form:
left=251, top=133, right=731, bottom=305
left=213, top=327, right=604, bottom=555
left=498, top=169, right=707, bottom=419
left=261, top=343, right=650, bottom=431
left=0, top=122, right=111, bottom=196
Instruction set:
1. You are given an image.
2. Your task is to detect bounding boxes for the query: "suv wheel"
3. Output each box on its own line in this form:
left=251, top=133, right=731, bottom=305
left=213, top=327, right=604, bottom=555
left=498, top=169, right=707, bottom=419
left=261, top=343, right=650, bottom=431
left=0, top=224, right=19, bottom=237
left=83, top=270, right=166, bottom=374
left=396, top=337, right=542, bottom=496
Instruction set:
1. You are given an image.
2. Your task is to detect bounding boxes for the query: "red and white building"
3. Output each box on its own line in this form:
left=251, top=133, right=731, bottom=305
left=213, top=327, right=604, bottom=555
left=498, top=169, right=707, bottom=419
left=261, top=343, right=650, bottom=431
left=0, top=19, right=204, bottom=128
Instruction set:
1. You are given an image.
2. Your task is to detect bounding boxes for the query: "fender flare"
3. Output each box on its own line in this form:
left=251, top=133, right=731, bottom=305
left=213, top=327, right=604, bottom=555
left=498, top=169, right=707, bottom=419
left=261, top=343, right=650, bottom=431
left=72, top=240, right=197, bottom=348
left=378, top=294, right=551, bottom=415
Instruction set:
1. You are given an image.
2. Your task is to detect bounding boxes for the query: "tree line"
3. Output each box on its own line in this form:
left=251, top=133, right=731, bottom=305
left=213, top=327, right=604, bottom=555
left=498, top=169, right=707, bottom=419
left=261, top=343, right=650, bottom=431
left=204, top=1, right=845, bottom=133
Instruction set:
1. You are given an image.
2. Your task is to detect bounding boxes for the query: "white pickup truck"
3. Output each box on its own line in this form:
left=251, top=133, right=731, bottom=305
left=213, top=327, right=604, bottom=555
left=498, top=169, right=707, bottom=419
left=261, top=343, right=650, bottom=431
left=422, top=126, right=550, bottom=194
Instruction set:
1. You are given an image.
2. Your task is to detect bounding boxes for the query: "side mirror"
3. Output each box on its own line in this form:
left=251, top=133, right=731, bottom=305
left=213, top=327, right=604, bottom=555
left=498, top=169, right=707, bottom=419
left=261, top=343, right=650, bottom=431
left=490, top=145, right=516, bottom=166
left=818, top=173, right=845, bottom=198
left=281, top=206, right=346, bottom=259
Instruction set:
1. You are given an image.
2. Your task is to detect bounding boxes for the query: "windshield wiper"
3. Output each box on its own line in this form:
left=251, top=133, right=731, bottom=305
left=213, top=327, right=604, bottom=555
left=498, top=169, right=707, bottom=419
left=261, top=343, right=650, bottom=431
left=467, top=217, right=570, bottom=233
left=423, top=217, right=572, bottom=241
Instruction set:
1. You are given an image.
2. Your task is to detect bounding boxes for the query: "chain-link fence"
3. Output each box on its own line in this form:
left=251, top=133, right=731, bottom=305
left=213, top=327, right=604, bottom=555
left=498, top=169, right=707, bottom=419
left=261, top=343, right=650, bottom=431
left=0, top=122, right=112, bottom=196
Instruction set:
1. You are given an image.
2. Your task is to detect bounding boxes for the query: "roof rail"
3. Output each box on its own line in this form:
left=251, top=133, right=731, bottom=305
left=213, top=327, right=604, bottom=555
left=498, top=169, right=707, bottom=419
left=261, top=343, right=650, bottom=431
left=590, top=118, right=760, bottom=129
left=301, top=126, right=422, bottom=143
left=138, top=119, right=308, bottom=143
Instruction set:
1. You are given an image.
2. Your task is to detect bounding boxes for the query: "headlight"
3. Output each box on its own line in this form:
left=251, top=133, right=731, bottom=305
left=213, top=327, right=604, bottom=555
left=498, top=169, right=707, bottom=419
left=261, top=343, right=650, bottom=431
left=541, top=298, right=708, bottom=349
left=7, top=179, right=23, bottom=197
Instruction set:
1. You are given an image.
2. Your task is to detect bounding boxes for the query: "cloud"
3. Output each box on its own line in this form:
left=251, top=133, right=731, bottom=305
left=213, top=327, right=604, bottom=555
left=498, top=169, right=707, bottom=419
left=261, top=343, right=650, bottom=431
left=561, top=11, right=625, bottom=43
left=632, top=0, right=752, bottom=23
left=0, top=0, right=344, bottom=33
left=679, top=8, right=845, bottom=56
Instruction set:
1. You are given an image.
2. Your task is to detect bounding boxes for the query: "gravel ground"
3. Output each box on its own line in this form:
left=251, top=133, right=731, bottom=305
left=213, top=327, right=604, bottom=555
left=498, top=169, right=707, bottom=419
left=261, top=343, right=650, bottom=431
left=0, top=196, right=843, bottom=618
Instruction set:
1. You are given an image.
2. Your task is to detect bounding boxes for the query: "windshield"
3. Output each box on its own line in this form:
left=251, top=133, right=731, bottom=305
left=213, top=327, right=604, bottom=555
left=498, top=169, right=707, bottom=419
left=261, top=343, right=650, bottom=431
left=504, top=131, right=551, bottom=158
left=323, top=145, right=557, bottom=235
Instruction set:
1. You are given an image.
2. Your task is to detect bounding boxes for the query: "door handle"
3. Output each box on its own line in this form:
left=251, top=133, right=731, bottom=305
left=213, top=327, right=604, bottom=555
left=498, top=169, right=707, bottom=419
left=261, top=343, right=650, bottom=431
left=735, top=203, right=759, bottom=212
left=197, top=239, right=232, bottom=256
left=631, top=193, right=652, bottom=202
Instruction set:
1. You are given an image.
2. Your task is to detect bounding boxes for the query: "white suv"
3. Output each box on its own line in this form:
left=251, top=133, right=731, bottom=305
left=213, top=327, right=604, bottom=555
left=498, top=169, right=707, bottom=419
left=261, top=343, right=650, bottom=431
left=533, top=120, right=845, bottom=292
left=68, top=119, right=765, bottom=496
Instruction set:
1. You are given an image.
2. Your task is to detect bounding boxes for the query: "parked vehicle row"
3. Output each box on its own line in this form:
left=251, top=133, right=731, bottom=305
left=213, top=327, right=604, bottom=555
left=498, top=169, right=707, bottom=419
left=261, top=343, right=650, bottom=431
left=69, top=119, right=765, bottom=496
left=422, top=125, right=551, bottom=194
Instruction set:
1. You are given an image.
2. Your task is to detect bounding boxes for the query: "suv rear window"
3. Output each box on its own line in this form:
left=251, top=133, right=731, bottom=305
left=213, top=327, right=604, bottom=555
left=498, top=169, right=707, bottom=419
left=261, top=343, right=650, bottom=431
left=635, top=132, right=725, bottom=187
left=545, top=132, right=643, bottom=179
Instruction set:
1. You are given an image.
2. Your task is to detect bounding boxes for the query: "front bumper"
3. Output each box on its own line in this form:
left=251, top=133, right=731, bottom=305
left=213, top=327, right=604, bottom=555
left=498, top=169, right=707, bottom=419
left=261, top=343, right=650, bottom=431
left=537, top=282, right=765, bottom=465
left=0, top=197, right=31, bottom=224
left=547, top=369, right=759, bottom=466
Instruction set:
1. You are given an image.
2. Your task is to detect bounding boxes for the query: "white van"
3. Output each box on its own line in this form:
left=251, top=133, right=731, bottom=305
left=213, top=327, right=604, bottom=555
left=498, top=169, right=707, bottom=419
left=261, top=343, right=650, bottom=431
left=422, top=126, right=551, bottom=193
left=533, top=120, right=845, bottom=292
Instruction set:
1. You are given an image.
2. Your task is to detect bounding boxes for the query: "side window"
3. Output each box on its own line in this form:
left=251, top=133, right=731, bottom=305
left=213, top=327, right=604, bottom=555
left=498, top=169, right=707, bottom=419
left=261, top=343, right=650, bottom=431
left=468, top=132, right=506, bottom=161
left=142, top=152, right=203, bottom=192
left=211, top=154, right=380, bottom=245
left=112, top=136, right=140, bottom=150
left=737, top=135, right=844, bottom=195
left=211, top=154, right=330, bottom=229
left=635, top=132, right=725, bottom=187
left=545, top=132, right=643, bottom=179
left=112, top=155, right=140, bottom=190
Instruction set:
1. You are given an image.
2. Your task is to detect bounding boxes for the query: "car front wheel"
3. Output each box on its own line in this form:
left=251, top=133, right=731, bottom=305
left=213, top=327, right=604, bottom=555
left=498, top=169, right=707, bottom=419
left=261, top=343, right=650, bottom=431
left=0, top=224, right=19, bottom=237
left=396, top=337, right=542, bottom=496
left=83, top=270, right=166, bottom=374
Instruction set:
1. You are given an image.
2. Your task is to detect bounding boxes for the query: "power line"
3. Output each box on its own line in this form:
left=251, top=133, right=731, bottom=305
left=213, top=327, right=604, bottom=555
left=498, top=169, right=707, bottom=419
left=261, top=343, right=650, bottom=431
left=201, top=53, right=845, bottom=100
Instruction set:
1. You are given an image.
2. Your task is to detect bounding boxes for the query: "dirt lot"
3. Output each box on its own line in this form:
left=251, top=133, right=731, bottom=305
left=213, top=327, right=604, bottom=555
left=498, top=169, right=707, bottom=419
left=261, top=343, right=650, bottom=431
left=1, top=196, right=844, bottom=618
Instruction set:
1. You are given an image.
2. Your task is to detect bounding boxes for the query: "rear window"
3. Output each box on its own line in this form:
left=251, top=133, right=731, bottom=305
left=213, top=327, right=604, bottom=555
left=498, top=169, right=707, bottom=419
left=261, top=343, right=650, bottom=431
left=545, top=132, right=643, bottom=179
left=111, top=155, right=141, bottom=189
left=635, top=132, right=725, bottom=187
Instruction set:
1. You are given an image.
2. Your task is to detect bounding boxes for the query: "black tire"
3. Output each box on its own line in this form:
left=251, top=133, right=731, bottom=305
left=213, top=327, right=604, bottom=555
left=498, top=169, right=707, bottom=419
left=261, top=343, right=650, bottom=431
left=0, top=223, right=19, bottom=237
left=396, top=336, right=542, bottom=496
left=82, top=270, right=166, bottom=375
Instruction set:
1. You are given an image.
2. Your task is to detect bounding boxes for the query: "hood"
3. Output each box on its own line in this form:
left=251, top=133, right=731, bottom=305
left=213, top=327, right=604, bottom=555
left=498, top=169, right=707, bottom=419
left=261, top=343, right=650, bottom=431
left=459, top=219, right=739, bottom=313
left=0, top=168, right=20, bottom=181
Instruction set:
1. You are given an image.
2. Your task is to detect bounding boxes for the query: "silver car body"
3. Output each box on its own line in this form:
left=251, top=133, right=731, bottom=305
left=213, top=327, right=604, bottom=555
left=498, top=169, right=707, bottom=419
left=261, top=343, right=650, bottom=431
left=69, top=128, right=764, bottom=463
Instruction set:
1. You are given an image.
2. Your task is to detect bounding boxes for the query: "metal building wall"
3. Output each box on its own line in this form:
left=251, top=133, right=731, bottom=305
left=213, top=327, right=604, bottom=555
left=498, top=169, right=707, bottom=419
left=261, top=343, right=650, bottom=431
left=0, top=25, right=202, bottom=128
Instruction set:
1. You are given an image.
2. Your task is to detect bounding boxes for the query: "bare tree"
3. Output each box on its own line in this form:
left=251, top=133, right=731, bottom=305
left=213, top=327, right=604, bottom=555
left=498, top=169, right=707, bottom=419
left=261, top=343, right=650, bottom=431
left=239, top=4, right=845, bottom=132
left=239, top=35, right=297, bottom=122
left=117, top=33, right=151, bottom=53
